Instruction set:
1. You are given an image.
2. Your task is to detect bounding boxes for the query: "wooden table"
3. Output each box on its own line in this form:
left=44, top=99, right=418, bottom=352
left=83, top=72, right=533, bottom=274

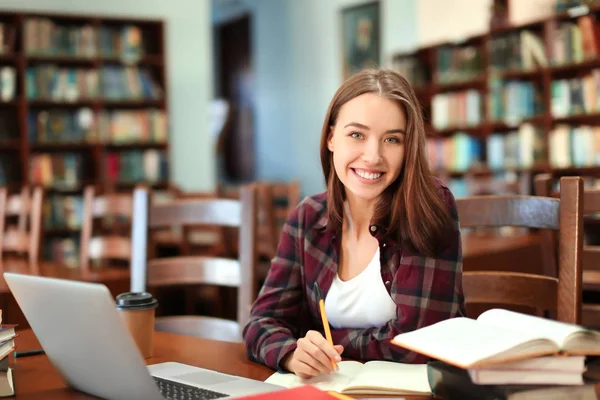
left=14, top=329, right=433, bottom=399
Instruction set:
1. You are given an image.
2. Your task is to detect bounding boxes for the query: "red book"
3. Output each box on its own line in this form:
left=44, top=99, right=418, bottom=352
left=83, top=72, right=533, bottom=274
left=233, top=386, right=351, bottom=400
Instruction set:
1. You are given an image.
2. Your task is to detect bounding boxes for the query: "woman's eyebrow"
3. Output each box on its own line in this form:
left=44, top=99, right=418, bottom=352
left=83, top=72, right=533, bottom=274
left=344, top=122, right=406, bottom=134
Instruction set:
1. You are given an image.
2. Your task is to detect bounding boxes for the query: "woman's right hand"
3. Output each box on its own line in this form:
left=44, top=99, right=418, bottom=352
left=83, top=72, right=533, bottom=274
left=283, top=330, right=343, bottom=378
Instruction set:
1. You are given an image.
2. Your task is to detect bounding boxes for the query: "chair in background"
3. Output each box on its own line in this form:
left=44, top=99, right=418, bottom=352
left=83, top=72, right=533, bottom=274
left=144, top=184, right=258, bottom=341
left=79, top=186, right=137, bottom=274
left=457, top=176, right=583, bottom=324
left=256, top=180, right=300, bottom=261
left=535, top=173, right=600, bottom=328
left=0, top=186, right=43, bottom=267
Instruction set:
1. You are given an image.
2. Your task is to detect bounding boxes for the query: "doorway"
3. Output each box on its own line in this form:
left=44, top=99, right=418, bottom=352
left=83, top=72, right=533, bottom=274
left=215, top=14, right=255, bottom=183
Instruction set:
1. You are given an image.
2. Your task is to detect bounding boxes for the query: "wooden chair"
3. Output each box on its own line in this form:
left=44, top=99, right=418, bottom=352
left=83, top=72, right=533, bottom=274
left=535, top=173, right=600, bottom=328
left=79, top=186, right=137, bottom=274
left=457, top=176, right=583, bottom=324
left=0, top=186, right=43, bottom=267
left=146, top=184, right=258, bottom=342
left=256, top=180, right=300, bottom=260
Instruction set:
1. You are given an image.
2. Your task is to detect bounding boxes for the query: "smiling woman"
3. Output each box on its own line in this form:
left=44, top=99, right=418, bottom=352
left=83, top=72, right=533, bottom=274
left=243, top=68, right=465, bottom=380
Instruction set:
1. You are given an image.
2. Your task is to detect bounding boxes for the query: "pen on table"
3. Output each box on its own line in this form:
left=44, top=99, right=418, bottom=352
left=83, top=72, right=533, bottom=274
left=315, top=283, right=338, bottom=370
left=14, top=349, right=45, bottom=358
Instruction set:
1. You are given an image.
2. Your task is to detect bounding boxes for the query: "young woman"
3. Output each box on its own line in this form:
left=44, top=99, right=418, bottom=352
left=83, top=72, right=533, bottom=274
left=243, top=68, right=465, bottom=379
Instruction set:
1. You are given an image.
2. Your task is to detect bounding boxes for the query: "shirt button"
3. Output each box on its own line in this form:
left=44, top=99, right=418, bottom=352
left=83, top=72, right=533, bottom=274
left=382, top=243, right=387, bottom=247
left=385, top=281, right=391, bottom=286
left=370, top=225, right=377, bottom=232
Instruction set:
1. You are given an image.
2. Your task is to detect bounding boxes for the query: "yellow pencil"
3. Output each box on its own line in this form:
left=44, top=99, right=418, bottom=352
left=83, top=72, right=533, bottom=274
left=327, top=391, right=353, bottom=400
left=316, top=283, right=337, bottom=370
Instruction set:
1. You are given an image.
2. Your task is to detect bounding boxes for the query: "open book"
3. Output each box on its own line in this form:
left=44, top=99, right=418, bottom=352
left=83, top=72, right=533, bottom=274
left=391, top=308, right=600, bottom=369
left=264, top=360, right=431, bottom=396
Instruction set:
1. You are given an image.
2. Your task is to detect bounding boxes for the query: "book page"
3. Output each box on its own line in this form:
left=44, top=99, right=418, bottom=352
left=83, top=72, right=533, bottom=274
left=345, top=361, right=431, bottom=395
left=477, top=309, right=585, bottom=349
left=392, top=317, right=557, bottom=368
left=264, top=361, right=363, bottom=393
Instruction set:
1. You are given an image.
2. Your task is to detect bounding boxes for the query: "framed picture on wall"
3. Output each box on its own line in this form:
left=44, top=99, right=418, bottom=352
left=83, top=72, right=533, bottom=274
left=341, top=1, right=381, bottom=79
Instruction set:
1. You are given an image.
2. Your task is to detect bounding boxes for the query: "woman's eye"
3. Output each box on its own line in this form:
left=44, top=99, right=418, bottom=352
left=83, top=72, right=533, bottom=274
left=349, top=132, right=363, bottom=139
left=385, top=137, right=402, bottom=144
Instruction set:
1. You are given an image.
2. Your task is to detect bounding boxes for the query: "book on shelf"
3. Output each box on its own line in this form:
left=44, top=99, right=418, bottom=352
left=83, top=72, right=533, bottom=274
left=392, top=309, right=600, bottom=369
left=264, top=360, right=431, bottom=396
left=427, top=360, right=597, bottom=400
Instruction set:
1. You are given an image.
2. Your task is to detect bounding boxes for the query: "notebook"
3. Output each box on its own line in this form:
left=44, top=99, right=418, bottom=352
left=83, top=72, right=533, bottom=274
left=264, top=360, right=431, bottom=396
left=391, top=308, right=600, bottom=369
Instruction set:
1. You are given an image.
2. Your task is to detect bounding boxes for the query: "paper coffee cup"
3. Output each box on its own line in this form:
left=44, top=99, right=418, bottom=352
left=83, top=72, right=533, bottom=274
left=116, top=292, right=159, bottom=359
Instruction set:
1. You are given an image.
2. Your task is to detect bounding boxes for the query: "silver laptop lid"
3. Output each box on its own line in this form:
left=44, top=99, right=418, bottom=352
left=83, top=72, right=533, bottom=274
left=4, top=272, right=163, bottom=400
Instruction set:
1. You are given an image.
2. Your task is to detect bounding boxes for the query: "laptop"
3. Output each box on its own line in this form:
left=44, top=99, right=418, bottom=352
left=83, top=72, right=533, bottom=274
left=4, top=272, right=283, bottom=400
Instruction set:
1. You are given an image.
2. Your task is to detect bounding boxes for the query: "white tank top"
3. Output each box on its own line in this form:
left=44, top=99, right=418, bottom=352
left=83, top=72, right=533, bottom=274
left=324, top=248, right=397, bottom=329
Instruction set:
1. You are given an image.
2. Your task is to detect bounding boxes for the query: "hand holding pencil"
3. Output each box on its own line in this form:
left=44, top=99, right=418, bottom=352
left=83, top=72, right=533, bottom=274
left=282, top=284, right=343, bottom=379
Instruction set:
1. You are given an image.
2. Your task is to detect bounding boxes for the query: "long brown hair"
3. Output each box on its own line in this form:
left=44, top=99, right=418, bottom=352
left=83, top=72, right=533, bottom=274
left=319, top=68, right=454, bottom=257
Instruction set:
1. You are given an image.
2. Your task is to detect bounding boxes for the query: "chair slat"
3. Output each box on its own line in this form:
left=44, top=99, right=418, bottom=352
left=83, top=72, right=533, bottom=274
left=147, top=256, right=241, bottom=287
left=88, top=236, right=132, bottom=260
left=150, top=199, right=242, bottom=228
left=463, top=271, right=558, bottom=310
left=457, top=196, right=560, bottom=229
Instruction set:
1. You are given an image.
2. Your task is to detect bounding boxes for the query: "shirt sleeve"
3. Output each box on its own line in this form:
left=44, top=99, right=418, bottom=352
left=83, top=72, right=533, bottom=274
left=331, top=185, right=465, bottom=363
left=242, top=205, right=304, bottom=371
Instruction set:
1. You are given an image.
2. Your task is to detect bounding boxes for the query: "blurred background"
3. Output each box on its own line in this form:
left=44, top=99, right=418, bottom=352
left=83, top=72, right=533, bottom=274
left=1, top=0, right=599, bottom=263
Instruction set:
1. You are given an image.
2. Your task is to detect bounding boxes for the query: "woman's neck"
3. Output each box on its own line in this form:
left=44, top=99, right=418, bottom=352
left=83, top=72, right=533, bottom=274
left=344, top=194, right=377, bottom=241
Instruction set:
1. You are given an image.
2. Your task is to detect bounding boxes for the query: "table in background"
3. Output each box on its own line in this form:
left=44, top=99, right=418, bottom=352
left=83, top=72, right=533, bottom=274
left=0, top=259, right=130, bottom=329
left=13, top=329, right=434, bottom=399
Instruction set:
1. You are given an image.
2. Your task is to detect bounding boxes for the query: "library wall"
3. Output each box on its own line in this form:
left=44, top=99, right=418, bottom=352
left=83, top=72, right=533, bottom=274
left=3, top=0, right=215, bottom=191
left=285, top=0, right=418, bottom=195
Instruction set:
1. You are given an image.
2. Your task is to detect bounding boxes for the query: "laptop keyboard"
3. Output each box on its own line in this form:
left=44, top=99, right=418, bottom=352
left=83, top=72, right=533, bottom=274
left=153, top=376, right=229, bottom=400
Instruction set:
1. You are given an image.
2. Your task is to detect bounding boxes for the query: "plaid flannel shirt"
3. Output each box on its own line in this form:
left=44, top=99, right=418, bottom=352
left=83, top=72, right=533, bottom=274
left=243, top=179, right=465, bottom=371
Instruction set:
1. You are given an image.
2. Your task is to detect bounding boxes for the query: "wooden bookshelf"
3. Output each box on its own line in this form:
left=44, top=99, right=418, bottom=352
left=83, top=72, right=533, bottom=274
left=0, top=10, right=170, bottom=263
left=391, top=2, right=600, bottom=189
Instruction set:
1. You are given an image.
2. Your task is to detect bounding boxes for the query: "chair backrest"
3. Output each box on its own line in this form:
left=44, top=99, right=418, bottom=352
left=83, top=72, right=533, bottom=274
left=79, top=186, right=136, bottom=272
left=146, top=184, right=258, bottom=329
left=256, top=180, right=300, bottom=259
left=457, top=176, right=583, bottom=324
left=0, top=186, right=43, bottom=266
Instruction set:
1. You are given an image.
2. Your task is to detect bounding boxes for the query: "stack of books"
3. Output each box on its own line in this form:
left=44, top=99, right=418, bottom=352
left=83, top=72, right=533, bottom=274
left=0, top=310, right=17, bottom=398
left=392, top=309, right=600, bottom=399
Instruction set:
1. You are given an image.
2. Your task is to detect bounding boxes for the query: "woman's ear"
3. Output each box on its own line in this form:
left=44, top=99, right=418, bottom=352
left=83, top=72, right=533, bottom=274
left=327, top=127, right=334, bottom=152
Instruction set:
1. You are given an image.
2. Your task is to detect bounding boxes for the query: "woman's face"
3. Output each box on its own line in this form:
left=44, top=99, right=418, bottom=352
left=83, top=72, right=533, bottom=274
left=328, top=93, right=406, bottom=203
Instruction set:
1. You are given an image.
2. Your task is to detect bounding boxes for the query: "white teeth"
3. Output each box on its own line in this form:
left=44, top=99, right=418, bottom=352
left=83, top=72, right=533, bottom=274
left=355, top=169, right=382, bottom=180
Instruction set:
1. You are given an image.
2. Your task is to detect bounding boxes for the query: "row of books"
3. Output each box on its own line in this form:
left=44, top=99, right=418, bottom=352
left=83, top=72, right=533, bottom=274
left=104, top=150, right=168, bottom=184
left=43, top=195, right=83, bottom=231
left=445, top=172, right=523, bottom=199
left=549, top=124, right=600, bottom=168
left=44, top=237, right=78, bottom=267
left=488, top=79, right=543, bottom=124
left=0, top=67, right=15, bottom=102
left=435, top=45, right=482, bottom=84
left=427, top=124, right=545, bottom=172
left=487, top=124, right=545, bottom=170
left=489, top=29, right=548, bottom=72
left=0, top=23, right=15, bottom=55
left=551, top=14, right=598, bottom=66
left=29, top=153, right=84, bottom=189
left=26, top=65, right=162, bottom=101
left=551, top=69, right=600, bottom=117
left=391, top=56, right=428, bottom=87
left=28, top=108, right=167, bottom=144
left=24, top=18, right=144, bottom=61
left=393, top=309, right=600, bottom=399
left=431, top=90, right=481, bottom=130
